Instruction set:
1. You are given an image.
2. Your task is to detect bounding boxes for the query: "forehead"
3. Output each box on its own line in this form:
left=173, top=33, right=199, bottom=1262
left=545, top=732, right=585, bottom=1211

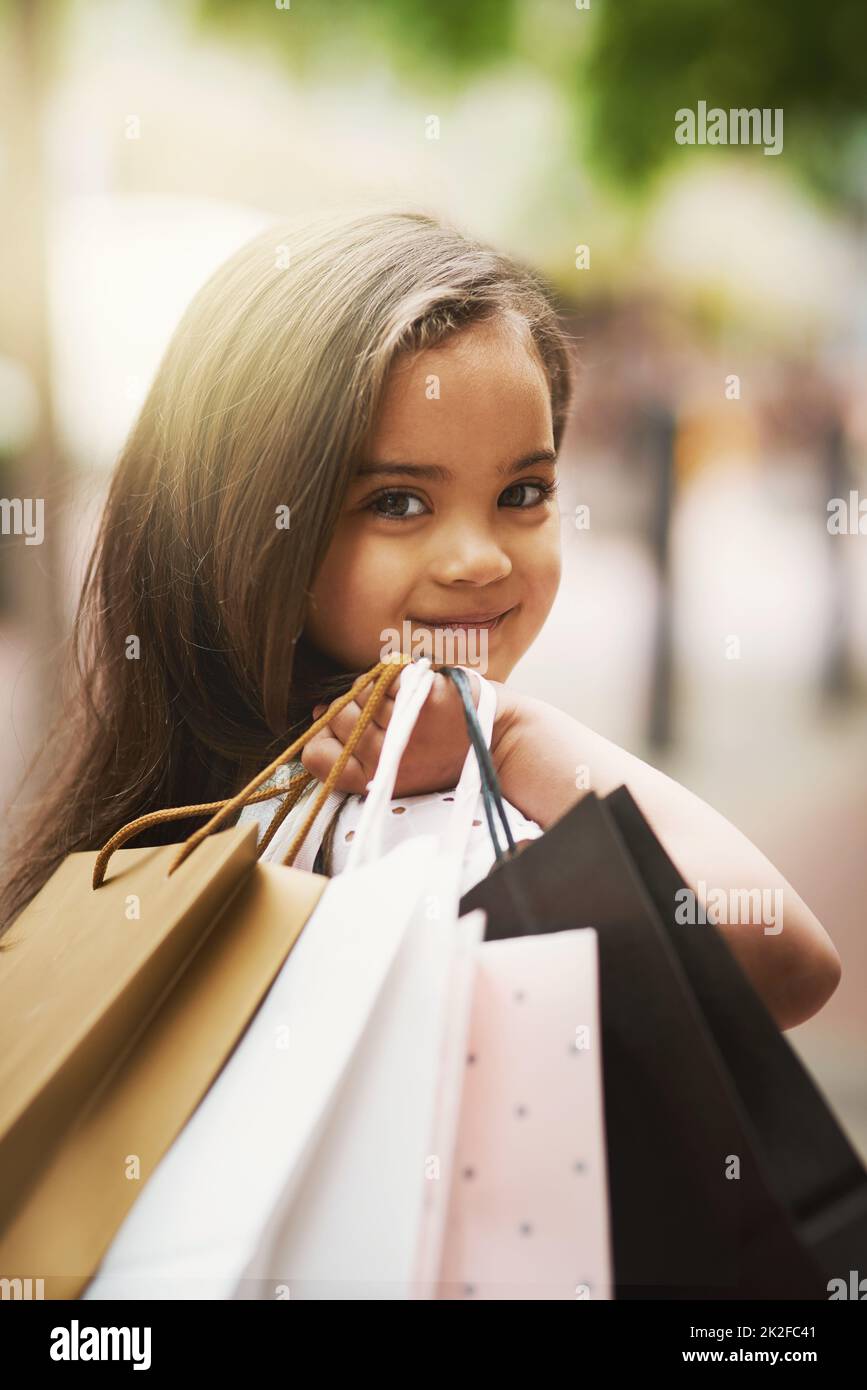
left=372, top=317, right=554, bottom=455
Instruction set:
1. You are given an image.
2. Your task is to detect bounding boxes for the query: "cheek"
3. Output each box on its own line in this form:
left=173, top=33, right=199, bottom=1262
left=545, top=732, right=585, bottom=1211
left=522, top=514, right=562, bottom=614
left=550, top=546, right=562, bottom=603
left=306, top=527, right=412, bottom=647
left=332, top=534, right=411, bottom=612
left=317, top=539, right=370, bottom=608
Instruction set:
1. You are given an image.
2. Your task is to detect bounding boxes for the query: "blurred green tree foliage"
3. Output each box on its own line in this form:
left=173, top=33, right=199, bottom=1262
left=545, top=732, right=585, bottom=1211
left=196, top=0, right=867, bottom=204
left=581, top=0, right=867, bottom=201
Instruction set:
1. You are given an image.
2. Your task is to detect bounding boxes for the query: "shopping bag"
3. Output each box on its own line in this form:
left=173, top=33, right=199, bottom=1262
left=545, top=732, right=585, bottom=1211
left=433, top=928, right=613, bottom=1301
left=461, top=786, right=866, bottom=1298
left=602, top=785, right=867, bottom=1296
left=0, top=818, right=259, bottom=1240
left=248, top=664, right=613, bottom=1301
left=0, top=656, right=413, bottom=1298
left=0, top=838, right=326, bottom=1300
left=84, top=658, right=489, bottom=1300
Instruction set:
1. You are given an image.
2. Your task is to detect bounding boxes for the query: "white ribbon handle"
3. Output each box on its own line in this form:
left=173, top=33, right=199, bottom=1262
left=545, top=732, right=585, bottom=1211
left=344, top=659, right=436, bottom=871
left=344, top=660, right=498, bottom=874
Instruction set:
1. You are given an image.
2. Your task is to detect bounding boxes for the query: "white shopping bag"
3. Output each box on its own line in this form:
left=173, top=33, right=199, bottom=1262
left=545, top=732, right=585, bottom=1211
left=83, top=659, right=495, bottom=1300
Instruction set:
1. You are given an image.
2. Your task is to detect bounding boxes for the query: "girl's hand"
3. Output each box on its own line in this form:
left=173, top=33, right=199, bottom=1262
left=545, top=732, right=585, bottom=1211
left=300, top=667, right=519, bottom=798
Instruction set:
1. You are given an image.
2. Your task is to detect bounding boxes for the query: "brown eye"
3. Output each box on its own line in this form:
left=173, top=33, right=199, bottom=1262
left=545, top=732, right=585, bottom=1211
left=499, top=481, right=554, bottom=508
left=369, top=490, right=427, bottom=520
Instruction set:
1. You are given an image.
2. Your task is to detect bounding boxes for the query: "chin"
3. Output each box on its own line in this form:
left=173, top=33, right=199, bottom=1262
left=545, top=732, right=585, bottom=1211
left=473, top=650, right=516, bottom=682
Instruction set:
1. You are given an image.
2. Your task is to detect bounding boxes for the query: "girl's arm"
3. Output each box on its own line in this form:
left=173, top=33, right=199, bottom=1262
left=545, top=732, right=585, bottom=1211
left=492, top=689, right=841, bottom=1032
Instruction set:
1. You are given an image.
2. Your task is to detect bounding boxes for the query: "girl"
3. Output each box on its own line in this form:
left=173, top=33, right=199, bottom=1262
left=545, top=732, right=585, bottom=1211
left=0, top=207, right=840, bottom=1032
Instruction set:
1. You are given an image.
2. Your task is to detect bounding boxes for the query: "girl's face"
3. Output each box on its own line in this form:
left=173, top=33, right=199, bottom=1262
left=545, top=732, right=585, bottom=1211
left=304, top=316, right=562, bottom=682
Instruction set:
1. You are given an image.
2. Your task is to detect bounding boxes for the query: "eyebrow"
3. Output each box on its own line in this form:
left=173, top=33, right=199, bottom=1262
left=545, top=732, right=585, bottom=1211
left=355, top=449, right=558, bottom=484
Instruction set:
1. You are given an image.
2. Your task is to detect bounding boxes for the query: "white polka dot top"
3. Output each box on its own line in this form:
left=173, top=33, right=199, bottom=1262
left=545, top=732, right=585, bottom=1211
left=237, top=766, right=543, bottom=899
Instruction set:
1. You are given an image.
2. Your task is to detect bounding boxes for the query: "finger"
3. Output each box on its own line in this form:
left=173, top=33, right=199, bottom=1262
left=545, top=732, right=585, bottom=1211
left=310, top=700, right=386, bottom=772
left=428, top=669, right=479, bottom=724
left=300, top=734, right=369, bottom=795
left=354, top=661, right=456, bottom=723
left=354, top=679, right=397, bottom=727
left=314, top=680, right=397, bottom=730
left=352, top=664, right=405, bottom=728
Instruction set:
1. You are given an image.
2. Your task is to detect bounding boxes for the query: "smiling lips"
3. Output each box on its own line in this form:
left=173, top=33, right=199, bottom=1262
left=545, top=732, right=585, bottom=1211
left=407, top=607, right=514, bottom=631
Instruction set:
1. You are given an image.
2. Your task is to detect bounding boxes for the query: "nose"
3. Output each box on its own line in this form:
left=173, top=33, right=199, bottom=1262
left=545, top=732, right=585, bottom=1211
left=429, top=521, right=513, bottom=587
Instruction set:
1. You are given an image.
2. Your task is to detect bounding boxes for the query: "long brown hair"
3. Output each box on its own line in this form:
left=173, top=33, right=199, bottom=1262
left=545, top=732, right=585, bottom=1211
left=0, top=206, right=574, bottom=937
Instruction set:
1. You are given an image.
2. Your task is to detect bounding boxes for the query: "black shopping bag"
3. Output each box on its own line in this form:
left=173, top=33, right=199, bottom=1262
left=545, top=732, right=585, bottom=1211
left=460, top=787, right=866, bottom=1300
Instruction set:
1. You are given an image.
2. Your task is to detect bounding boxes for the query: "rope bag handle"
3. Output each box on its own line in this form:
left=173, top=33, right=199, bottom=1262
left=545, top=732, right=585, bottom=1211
left=91, top=655, right=412, bottom=889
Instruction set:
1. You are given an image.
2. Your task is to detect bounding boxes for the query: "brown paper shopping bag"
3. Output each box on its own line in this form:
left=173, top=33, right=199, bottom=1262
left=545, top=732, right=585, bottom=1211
left=0, top=657, right=407, bottom=1299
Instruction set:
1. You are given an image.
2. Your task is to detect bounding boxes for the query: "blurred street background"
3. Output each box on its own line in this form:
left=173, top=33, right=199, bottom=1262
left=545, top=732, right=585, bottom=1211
left=1, top=0, right=866, bottom=1153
